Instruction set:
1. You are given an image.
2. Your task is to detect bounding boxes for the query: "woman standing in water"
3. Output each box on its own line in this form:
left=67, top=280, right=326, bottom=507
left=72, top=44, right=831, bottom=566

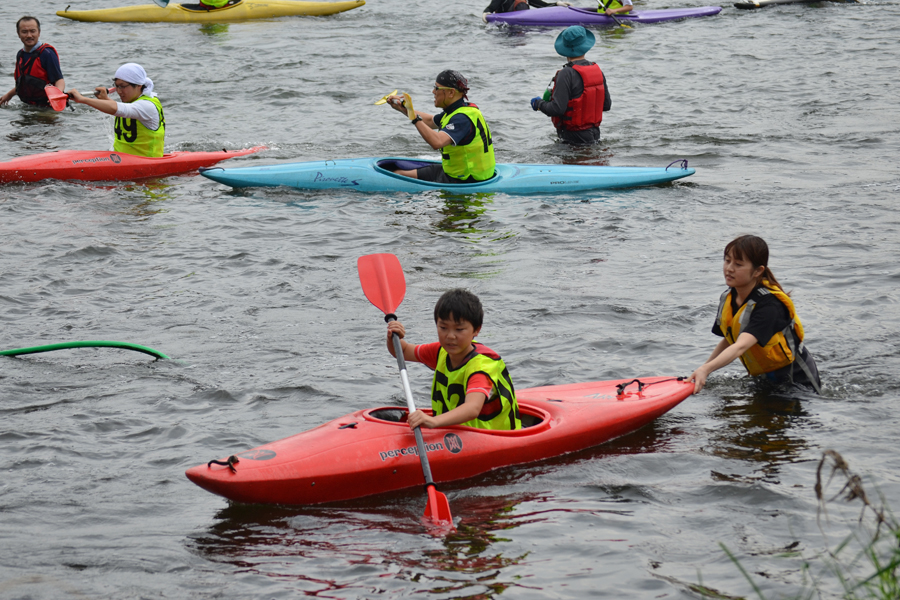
left=689, top=235, right=822, bottom=394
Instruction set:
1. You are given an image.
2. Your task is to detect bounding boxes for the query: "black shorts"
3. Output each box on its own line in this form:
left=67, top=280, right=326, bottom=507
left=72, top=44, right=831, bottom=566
left=415, top=163, right=479, bottom=184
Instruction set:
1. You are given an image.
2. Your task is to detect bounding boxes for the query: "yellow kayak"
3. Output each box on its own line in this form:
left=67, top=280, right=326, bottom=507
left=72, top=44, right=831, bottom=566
left=56, top=0, right=364, bottom=23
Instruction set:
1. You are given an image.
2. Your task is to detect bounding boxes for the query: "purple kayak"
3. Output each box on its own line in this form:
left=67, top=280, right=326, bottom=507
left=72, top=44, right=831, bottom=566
left=486, top=5, right=722, bottom=26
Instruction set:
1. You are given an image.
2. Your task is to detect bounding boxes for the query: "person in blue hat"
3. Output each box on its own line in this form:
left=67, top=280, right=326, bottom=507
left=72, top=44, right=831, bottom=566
left=530, top=26, right=611, bottom=145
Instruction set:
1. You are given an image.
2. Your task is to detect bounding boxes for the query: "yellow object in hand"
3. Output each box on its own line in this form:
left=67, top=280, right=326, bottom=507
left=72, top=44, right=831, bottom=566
left=402, top=93, right=416, bottom=121
left=373, top=90, right=399, bottom=105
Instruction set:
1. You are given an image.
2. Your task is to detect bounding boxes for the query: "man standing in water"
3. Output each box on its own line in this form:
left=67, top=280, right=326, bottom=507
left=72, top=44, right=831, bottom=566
left=530, top=26, right=611, bottom=145
left=385, top=70, right=496, bottom=184
left=0, top=16, right=65, bottom=108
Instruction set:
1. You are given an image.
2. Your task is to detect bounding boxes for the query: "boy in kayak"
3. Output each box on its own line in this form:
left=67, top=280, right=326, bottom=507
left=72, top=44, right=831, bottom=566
left=530, top=26, right=612, bottom=145
left=387, top=289, right=522, bottom=431
left=384, top=70, right=496, bottom=184
left=0, top=16, right=65, bottom=108
left=68, top=63, right=165, bottom=158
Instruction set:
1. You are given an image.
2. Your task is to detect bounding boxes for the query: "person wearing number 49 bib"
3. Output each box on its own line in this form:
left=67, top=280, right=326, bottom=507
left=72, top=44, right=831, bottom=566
left=68, top=64, right=165, bottom=158
left=385, top=70, right=495, bottom=184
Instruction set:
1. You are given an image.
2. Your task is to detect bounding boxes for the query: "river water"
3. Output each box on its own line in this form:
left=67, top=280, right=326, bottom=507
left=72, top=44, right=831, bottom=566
left=1, top=0, right=899, bottom=598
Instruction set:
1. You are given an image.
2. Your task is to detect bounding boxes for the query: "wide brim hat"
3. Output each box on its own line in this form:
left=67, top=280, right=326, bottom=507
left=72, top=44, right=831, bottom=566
left=554, top=26, right=596, bottom=58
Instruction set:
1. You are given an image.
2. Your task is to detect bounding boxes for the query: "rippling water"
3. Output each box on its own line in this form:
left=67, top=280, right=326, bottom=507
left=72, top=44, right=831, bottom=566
left=2, top=0, right=899, bottom=597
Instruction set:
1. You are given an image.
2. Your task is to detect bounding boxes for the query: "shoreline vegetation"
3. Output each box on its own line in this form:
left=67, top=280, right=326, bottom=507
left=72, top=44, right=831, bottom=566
left=699, top=450, right=899, bottom=600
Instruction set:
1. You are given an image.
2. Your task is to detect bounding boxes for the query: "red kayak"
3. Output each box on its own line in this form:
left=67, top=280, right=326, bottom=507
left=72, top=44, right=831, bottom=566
left=0, top=146, right=266, bottom=183
left=185, top=376, right=693, bottom=505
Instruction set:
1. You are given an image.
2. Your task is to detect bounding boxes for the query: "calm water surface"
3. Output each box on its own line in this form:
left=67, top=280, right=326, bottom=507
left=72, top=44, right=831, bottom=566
left=1, top=0, right=899, bottom=598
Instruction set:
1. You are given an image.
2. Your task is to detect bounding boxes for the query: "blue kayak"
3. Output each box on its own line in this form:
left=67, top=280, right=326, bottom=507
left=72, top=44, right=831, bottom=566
left=199, top=158, right=695, bottom=194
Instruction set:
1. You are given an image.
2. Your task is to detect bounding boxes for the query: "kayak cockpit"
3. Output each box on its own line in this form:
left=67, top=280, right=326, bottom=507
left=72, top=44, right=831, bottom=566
left=374, top=158, right=500, bottom=187
left=364, top=405, right=549, bottom=432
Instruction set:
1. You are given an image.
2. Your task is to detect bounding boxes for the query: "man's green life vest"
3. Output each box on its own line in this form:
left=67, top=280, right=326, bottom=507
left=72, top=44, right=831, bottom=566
left=114, top=95, right=165, bottom=158
left=435, top=105, right=496, bottom=181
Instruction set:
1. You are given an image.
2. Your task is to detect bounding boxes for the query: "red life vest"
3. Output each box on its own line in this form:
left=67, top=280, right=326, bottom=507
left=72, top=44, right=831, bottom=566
left=15, top=43, right=59, bottom=106
left=551, top=63, right=605, bottom=132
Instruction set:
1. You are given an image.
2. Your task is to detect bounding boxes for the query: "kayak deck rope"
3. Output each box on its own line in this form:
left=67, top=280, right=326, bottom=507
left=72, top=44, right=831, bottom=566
left=616, top=376, right=686, bottom=396
left=208, top=455, right=240, bottom=473
left=0, top=340, right=169, bottom=360
left=665, top=159, right=689, bottom=171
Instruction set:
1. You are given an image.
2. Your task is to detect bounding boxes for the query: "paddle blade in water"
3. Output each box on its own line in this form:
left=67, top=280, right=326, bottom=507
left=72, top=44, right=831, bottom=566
left=423, top=486, right=453, bottom=527
left=45, top=86, right=68, bottom=111
left=152, top=0, right=170, bottom=6
left=358, top=253, right=405, bottom=315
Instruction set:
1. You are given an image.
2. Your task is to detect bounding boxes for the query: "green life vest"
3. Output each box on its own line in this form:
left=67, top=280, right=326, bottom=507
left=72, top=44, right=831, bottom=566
left=200, top=0, right=232, bottom=7
left=435, top=105, right=496, bottom=182
left=431, top=343, right=521, bottom=431
left=114, top=95, right=165, bottom=158
left=598, top=0, right=624, bottom=10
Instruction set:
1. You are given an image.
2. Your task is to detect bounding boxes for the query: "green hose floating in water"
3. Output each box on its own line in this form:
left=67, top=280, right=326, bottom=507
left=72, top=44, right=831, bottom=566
left=0, top=341, right=169, bottom=360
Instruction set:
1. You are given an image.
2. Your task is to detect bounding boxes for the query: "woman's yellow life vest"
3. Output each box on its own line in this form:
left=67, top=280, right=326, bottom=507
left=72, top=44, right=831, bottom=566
left=435, top=105, right=496, bottom=181
left=114, top=95, right=165, bottom=158
left=430, top=343, right=521, bottom=430
left=715, top=280, right=806, bottom=376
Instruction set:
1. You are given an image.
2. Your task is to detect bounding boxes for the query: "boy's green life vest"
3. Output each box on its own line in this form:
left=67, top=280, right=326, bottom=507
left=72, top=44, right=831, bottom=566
left=435, top=105, right=496, bottom=181
left=200, top=0, right=232, bottom=7
left=114, top=95, right=165, bottom=158
left=431, top=343, right=522, bottom=431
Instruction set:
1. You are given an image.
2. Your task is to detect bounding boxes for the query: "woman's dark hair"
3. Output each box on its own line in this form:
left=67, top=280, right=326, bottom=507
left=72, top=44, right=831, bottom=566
left=724, top=235, right=784, bottom=292
left=17, top=16, right=40, bottom=33
left=434, top=288, right=483, bottom=330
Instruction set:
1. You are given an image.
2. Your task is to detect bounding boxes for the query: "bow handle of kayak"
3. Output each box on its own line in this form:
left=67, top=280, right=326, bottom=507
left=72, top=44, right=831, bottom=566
left=616, top=379, right=645, bottom=396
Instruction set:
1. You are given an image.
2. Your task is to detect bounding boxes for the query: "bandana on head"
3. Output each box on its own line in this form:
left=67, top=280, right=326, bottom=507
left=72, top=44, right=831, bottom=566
left=114, top=63, right=155, bottom=97
left=435, top=70, right=469, bottom=99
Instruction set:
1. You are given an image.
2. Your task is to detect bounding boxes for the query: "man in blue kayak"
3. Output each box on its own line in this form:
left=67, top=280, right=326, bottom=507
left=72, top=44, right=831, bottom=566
left=481, top=0, right=573, bottom=23
left=0, top=16, right=65, bottom=108
left=530, top=26, right=612, bottom=145
left=385, top=70, right=496, bottom=184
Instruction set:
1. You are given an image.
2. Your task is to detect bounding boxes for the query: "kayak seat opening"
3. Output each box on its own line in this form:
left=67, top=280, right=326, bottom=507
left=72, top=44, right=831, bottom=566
left=369, top=408, right=408, bottom=423
left=368, top=407, right=544, bottom=428
left=520, top=412, right=544, bottom=428
left=181, top=0, right=242, bottom=11
left=376, top=159, right=435, bottom=172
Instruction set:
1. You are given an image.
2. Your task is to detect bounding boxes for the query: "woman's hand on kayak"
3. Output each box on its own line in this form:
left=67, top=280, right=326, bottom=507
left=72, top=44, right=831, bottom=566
left=688, top=366, right=710, bottom=394
left=408, top=409, right=436, bottom=430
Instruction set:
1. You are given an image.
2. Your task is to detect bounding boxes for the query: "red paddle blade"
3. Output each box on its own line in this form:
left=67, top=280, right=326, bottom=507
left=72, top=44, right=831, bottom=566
left=423, top=486, right=453, bottom=526
left=45, top=86, right=68, bottom=112
left=357, top=253, right=406, bottom=315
